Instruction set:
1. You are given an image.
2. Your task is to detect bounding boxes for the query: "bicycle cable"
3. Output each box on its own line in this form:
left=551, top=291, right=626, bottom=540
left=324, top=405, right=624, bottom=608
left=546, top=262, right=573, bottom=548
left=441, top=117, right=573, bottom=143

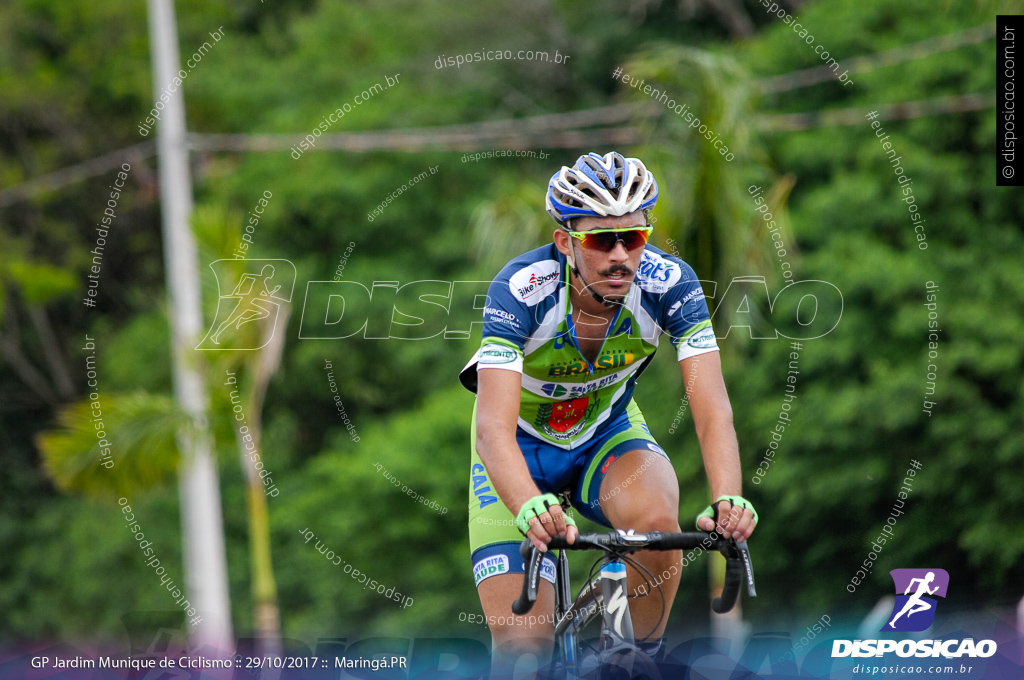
left=580, top=551, right=668, bottom=644
left=619, top=552, right=667, bottom=642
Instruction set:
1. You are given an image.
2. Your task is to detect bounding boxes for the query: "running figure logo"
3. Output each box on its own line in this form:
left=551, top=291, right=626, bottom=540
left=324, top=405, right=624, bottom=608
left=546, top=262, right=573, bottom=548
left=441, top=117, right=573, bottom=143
left=882, top=568, right=950, bottom=632
left=197, top=259, right=296, bottom=350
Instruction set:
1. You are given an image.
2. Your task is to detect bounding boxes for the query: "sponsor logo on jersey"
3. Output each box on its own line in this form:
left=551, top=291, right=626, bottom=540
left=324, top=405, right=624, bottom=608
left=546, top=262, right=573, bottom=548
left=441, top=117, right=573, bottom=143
left=538, top=371, right=624, bottom=399
left=548, top=397, right=590, bottom=433
left=636, top=251, right=682, bottom=293
left=483, top=306, right=521, bottom=329
left=541, top=383, right=569, bottom=398
left=535, top=397, right=593, bottom=439
left=681, top=287, right=706, bottom=305
left=686, top=327, right=718, bottom=349
left=667, top=301, right=682, bottom=317
left=548, top=351, right=634, bottom=376
left=478, top=344, right=519, bottom=365
left=473, top=555, right=510, bottom=585
left=509, top=261, right=560, bottom=306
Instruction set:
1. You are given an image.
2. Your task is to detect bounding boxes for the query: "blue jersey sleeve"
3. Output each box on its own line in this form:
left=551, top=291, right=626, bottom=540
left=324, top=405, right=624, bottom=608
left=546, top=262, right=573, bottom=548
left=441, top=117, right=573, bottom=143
left=459, top=247, right=562, bottom=391
left=479, top=275, right=532, bottom=349
left=636, top=247, right=718, bottom=360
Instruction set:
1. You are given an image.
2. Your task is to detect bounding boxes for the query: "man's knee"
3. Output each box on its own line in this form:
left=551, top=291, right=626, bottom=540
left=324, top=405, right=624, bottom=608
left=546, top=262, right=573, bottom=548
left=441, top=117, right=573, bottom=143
left=628, top=508, right=680, bottom=533
left=609, top=490, right=680, bottom=532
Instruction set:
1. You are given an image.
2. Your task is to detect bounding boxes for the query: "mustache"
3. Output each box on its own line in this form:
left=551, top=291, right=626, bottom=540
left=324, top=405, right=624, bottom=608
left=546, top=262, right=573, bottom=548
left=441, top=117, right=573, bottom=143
left=597, top=264, right=634, bottom=278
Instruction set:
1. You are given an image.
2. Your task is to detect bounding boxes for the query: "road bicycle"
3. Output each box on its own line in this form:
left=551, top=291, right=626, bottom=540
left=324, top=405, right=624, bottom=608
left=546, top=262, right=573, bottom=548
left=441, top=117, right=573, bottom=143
left=512, top=528, right=756, bottom=679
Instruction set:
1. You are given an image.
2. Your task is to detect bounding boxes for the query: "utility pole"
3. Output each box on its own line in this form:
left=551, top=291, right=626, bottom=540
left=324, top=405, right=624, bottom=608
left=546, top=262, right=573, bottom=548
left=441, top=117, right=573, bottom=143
left=146, top=0, right=233, bottom=653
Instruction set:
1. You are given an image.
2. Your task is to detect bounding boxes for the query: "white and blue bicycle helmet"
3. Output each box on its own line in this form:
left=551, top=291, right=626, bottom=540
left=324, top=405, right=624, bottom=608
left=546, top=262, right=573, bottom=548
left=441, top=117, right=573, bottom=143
left=544, top=151, right=659, bottom=225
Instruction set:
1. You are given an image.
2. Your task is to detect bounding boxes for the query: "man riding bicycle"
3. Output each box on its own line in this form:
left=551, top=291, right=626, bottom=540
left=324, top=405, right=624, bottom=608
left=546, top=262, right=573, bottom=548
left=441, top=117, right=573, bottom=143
left=459, top=151, right=757, bottom=675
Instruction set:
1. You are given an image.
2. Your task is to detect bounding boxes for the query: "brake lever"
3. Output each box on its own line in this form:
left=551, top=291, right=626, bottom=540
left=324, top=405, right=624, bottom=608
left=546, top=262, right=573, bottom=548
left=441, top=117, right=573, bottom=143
left=735, top=540, right=757, bottom=598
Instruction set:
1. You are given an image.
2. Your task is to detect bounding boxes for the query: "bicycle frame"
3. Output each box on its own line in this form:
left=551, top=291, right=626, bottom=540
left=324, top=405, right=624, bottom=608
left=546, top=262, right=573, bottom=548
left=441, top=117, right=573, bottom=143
left=554, top=548, right=638, bottom=678
left=514, top=530, right=756, bottom=679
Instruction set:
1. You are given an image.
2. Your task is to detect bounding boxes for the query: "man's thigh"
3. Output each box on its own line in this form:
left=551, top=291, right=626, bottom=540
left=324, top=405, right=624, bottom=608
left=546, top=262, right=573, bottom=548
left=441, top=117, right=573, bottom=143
left=570, top=400, right=672, bottom=526
left=598, top=449, right=680, bottom=530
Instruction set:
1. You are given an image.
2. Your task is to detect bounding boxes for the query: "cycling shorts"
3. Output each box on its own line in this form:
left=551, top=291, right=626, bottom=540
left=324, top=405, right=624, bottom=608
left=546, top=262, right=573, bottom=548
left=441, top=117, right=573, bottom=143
left=468, top=398, right=667, bottom=587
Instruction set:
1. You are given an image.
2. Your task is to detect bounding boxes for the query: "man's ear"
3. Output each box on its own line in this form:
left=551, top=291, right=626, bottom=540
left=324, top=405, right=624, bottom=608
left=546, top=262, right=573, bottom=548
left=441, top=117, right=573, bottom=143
left=553, top=228, right=572, bottom=257
left=554, top=229, right=577, bottom=271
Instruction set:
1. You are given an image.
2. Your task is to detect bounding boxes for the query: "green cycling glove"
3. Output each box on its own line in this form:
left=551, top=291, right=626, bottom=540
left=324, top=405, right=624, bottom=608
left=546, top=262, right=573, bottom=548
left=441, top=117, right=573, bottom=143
left=515, top=493, right=577, bottom=535
left=696, top=494, right=758, bottom=530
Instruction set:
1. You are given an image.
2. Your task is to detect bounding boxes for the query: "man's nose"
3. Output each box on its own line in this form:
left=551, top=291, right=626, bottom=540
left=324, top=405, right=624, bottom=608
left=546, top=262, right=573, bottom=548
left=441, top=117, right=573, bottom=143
left=608, top=240, right=630, bottom=260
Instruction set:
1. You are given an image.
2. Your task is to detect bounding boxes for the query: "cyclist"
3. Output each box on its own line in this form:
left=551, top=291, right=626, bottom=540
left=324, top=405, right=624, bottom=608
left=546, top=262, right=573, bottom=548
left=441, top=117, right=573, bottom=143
left=459, top=151, right=757, bottom=675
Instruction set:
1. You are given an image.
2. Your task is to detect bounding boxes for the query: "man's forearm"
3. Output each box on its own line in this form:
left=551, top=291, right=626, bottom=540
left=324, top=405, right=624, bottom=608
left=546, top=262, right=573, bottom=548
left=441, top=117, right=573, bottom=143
left=476, top=423, right=542, bottom=515
left=696, top=411, right=743, bottom=499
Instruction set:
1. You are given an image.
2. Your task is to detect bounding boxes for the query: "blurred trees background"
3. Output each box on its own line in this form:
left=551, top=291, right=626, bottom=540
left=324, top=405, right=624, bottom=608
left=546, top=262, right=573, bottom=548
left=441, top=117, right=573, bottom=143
left=1, top=0, right=1022, bottom=645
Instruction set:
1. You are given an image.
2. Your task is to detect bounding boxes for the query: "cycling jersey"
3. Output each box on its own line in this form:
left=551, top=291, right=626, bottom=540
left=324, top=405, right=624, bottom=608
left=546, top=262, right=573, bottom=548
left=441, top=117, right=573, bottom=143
left=459, top=243, right=718, bottom=448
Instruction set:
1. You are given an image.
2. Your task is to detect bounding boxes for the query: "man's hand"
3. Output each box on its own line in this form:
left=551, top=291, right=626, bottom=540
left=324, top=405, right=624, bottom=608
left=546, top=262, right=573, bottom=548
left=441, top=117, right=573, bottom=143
left=515, top=493, right=578, bottom=552
left=696, top=494, right=757, bottom=541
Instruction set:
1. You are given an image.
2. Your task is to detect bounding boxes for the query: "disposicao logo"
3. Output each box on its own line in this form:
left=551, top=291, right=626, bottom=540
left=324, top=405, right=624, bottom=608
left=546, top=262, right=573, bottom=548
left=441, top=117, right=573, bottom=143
left=883, top=568, right=948, bottom=632
left=832, top=568, right=997, bottom=659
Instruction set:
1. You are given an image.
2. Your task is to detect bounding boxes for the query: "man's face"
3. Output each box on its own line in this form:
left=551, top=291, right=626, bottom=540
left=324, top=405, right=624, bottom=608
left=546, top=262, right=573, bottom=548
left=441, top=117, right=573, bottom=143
left=554, top=213, right=649, bottom=304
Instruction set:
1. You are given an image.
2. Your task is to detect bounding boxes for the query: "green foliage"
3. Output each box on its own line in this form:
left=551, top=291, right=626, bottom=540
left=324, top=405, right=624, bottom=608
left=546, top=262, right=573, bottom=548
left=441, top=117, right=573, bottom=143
left=728, top=0, right=1024, bottom=622
left=37, top=392, right=190, bottom=499
left=271, top=385, right=477, bottom=637
left=3, top=258, right=77, bottom=305
left=3, top=0, right=1023, bottom=645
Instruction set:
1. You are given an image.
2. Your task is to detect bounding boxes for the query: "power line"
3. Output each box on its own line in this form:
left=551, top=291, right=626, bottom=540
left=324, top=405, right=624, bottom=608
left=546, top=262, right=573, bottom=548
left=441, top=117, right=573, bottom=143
left=0, top=105, right=650, bottom=206
left=759, top=92, right=992, bottom=132
left=0, top=141, right=155, bottom=208
left=0, top=24, right=1000, bottom=205
left=0, top=84, right=995, bottom=205
left=190, top=103, right=650, bottom=154
left=757, top=23, right=995, bottom=94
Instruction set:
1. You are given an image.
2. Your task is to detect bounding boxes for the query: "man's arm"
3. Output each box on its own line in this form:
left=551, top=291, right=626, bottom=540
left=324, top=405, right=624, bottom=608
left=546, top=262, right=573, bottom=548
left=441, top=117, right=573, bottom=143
left=682, top=351, right=756, bottom=541
left=475, top=367, right=577, bottom=551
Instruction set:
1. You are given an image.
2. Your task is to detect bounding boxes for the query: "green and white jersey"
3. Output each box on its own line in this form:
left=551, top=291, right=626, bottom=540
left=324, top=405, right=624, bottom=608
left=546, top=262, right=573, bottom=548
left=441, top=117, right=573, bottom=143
left=460, top=243, right=718, bottom=449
